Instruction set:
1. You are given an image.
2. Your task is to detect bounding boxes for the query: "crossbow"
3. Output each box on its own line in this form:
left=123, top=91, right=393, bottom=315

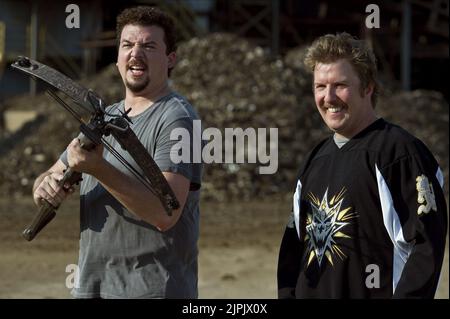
left=11, top=56, right=180, bottom=241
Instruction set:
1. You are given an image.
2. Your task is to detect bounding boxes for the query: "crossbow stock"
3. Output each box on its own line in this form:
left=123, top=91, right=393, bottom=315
left=11, top=56, right=180, bottom=241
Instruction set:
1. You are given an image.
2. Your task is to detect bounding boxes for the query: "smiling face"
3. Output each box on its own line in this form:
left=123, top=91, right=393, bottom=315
left=313, top=59, right=376, bottom=139
left=117, top=24, right=175, bottom=95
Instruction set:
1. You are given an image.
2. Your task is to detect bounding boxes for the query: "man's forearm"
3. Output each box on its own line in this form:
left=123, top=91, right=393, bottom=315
left=92, top=160, right=181, bottom=231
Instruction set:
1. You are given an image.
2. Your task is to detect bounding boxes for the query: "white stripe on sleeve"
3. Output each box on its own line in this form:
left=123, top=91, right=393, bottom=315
left=375, top=164, right=414, bottom=293
left=293, top=180, right=302, bottom=239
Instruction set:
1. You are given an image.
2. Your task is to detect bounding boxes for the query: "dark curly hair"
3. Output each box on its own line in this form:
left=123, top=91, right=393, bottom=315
left=116, top=6, right=177, bottom=54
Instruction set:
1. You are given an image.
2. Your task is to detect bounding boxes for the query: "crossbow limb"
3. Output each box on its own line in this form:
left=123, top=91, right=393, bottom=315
left=11, top=56, right=180, bottom=241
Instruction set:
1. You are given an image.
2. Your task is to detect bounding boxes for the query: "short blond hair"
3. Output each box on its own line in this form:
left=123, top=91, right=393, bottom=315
left=304, top=32, right=379, bottom=107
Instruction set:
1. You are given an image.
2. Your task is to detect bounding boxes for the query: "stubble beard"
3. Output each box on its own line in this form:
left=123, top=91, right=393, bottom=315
left=125, top=76, right=150, bottom=93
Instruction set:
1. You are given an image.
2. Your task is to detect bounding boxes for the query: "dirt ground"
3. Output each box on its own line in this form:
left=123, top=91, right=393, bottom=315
left=0, top=196, right=448, bottom=299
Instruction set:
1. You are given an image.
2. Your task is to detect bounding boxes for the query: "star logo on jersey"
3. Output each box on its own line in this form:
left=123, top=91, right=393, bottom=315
left=416, top=174, right=437, bottom=215
left=305, top=187, right=357, bottom=268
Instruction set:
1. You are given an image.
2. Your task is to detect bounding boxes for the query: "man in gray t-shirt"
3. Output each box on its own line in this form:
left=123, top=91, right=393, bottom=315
left=31, top=7, right=202, bottom=298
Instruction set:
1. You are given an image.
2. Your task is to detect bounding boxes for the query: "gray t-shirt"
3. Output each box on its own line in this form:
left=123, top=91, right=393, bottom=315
left=61, top=92, right=202, bottom=298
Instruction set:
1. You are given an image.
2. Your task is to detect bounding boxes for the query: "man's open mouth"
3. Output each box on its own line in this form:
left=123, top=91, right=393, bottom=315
left=127, top=62, right=147, bottom=76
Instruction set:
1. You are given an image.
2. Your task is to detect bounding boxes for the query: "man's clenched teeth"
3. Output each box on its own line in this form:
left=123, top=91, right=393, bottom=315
left=127, top=62, right=147, bottom=75
left=129, top=65, right=146, bottom=71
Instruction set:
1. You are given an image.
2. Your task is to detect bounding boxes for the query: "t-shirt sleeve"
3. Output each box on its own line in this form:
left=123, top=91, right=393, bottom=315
left=153, top=116, right=201, bottom=187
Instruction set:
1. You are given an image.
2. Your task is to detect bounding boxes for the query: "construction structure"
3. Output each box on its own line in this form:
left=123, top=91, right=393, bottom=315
left=0, top=0, right=448, bottom=100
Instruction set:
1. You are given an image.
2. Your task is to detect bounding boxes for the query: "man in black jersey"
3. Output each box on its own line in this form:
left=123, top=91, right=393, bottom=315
left=277, top=32, right=447, bottom=299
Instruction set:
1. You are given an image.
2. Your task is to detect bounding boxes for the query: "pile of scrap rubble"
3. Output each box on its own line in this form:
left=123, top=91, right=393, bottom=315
left=1, top=33, right=447, bottom=201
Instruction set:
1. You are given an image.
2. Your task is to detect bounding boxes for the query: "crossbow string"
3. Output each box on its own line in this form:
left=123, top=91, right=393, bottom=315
left=11, top=56, right=180, bottom=240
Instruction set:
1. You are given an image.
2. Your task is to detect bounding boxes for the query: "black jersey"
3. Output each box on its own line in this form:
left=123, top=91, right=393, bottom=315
left=277, top=118, right=447, bottom=299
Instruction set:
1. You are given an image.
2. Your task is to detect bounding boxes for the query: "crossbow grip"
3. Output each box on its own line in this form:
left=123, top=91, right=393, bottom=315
left=23, top=133, right=97, bottom=241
